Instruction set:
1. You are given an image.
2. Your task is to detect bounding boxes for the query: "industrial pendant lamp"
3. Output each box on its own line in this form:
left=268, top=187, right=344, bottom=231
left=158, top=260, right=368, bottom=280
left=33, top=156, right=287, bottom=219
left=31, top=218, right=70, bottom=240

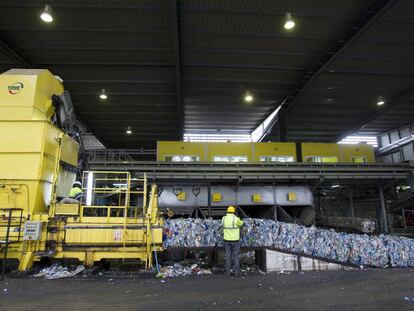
left=284, top=12, right=295, bottom=30
left=244, top=91, right=253, bottom=103
left=376, top=96, right=385, bottom=106
left=99, top=89, right=108, bottom=100
left=40, top=4, right=53, bottom=23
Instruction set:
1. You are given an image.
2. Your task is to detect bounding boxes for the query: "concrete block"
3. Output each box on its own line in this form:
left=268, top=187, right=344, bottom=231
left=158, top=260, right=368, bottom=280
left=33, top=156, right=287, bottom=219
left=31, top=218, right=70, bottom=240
left=265, top=250, right=344, bottom=272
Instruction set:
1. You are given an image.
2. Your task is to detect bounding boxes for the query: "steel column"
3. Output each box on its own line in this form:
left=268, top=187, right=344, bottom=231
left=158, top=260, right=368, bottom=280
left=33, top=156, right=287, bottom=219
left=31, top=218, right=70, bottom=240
left=349, top=190, right=355, bottom=218
left=378, top=186, right=388, bottom=233
left=278, top=106, right=287, bottom=142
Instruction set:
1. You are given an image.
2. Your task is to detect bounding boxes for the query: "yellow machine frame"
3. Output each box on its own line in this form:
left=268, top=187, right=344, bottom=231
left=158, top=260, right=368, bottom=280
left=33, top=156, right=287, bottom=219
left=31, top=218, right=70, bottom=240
left=0, top=69, right=163, bottom=271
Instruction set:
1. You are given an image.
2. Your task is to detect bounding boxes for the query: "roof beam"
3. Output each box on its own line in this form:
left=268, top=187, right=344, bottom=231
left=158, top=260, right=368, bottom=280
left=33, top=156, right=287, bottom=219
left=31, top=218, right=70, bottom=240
left=0, top=3, right=168, bottom=10
left=65, top=79, right=175, bottom=84
left=38, top=62, right=175, bottom=66
left=185, top=47, right=320, bottom=58
left=183, top=7, right=356, bottom=20
left=170, top=0, right=184, bottom=139
left=1, top=27, right=170, bottom=34
left=335, top=85, right=414, bottom=141
left=283, top=0, right=398, bottom=114
left=186, top=63, right=307, bottom=72
left=263, top=0, right=398, bottom=141
left=0, top=30, right=36, bottom=67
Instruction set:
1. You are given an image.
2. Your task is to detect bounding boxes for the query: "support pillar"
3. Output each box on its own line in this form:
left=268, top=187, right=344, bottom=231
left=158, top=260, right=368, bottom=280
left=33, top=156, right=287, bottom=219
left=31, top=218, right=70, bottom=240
left=349, top=190, right=355, bottom=218
left=378, top=186, right=388, bottom=233
left=277, top=106, right=287, bottom=142
left=255, top=249, right=267, bottom=272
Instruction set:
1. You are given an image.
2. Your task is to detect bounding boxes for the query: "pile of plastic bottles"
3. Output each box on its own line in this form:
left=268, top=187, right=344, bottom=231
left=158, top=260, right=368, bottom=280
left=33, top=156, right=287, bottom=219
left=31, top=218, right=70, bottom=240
left=163, top=218, right=414, bottom=268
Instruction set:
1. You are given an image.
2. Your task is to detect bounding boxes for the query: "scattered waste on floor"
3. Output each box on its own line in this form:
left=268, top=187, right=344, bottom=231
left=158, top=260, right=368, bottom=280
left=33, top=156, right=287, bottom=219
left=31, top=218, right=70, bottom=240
left=278, top=270, right=290, bottom=275
left=33, top=264, right=85, bottom=280
left=163, top=218, right=414, bottom=268
left=404, top=296, right=414, bottom=303
left=159, top=262, right=212, bottom=278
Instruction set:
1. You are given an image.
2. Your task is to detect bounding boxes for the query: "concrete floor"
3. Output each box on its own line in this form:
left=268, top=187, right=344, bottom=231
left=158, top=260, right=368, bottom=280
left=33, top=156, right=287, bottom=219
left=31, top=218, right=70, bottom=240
left=1, top=269, right=414, bottom=310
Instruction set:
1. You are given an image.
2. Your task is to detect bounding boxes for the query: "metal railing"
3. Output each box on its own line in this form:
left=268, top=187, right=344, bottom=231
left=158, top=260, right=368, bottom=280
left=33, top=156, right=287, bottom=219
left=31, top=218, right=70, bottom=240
left=1, top=208, right=24, bottom=280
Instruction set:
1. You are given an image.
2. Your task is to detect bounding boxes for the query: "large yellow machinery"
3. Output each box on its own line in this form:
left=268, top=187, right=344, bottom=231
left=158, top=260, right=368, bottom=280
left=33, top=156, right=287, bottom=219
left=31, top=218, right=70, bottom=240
left=0, top=69, right=163, bottom=271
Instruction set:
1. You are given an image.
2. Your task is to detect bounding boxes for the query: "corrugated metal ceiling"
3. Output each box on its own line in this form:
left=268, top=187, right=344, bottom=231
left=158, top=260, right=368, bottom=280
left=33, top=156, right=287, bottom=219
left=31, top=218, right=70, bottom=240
left=0, top=0, right=413, bottom=147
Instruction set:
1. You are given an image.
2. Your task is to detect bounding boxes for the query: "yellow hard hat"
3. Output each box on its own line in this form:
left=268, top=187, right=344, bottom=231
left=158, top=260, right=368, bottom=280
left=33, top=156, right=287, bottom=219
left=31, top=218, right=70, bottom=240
left=227, top=206, right=236, bottom=213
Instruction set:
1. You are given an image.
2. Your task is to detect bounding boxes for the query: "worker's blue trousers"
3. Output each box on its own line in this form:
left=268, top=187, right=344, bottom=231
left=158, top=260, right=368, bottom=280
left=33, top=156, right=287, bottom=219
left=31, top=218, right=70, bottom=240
left=224, top=241, right=240, bottom=275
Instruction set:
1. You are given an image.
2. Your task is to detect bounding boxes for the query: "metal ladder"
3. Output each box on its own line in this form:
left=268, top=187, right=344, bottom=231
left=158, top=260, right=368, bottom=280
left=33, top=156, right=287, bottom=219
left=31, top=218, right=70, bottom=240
left=1, top=208, right=24, bottom=280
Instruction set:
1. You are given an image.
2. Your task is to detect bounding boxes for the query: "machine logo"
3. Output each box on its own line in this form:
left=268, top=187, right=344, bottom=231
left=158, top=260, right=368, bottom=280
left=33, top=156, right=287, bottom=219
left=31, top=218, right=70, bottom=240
left=8, top=82, right=24, bottom=94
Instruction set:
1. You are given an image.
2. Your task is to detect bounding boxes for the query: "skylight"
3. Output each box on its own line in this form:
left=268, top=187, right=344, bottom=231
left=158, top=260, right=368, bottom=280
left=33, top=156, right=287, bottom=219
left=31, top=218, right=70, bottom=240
left=338, top=135, right=378, bottom=147
left=251, top=105, right=282, bottom=142
left=184, top=104, right=283, bottom=143
left=183, top=133, right=252, bottom=143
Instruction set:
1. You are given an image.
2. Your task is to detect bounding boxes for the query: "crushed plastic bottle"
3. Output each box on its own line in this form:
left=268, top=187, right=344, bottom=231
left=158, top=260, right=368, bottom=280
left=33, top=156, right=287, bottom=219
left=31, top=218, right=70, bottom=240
left=33, top=263, right=85, bottom=279
left=163, top=218, right=414, bottom=268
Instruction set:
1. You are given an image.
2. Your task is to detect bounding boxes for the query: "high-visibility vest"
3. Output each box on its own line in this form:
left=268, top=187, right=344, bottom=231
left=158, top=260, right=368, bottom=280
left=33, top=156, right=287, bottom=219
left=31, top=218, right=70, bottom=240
left=69, top=187, right=83, bottom=200
left=222, top=213, right=244, bottom=241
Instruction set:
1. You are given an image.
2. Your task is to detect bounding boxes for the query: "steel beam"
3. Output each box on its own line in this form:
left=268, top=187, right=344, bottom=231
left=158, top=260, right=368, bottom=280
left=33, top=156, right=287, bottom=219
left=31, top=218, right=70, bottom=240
left=0, top=30, right=36, bottom=68
left=349, top=191, right=355, bottom=218
left=262, top=0, right=398, bottom=141
left=1, top=27, right=170, bottom=34
left=170, top=0, right=184, bottom=139
left=185, top=47, right=320, bottom=58
left=335, top=85, right=414, bottom=142
left=0, top=3, right=168, bottom=10
left=277, top=106, right=287, bottom=142
left=38, top=61, right=175, bottom=66
left=378, top=186, right=388, bottom=233
left=284, top=0, right=397, bottom=113
left=87, top=161, right=414, bottom=183
left=185, top=63, right=307, bottom=72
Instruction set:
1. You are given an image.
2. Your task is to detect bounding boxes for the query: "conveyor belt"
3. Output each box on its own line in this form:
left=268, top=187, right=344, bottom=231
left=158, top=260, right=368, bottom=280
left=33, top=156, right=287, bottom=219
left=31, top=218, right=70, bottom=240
left=88, top=161, right=414, bottom=182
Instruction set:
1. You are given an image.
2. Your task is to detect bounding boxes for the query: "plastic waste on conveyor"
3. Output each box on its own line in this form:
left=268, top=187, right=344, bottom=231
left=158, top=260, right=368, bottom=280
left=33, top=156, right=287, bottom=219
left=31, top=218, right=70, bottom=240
left=163, top=218, right=414, bottom=268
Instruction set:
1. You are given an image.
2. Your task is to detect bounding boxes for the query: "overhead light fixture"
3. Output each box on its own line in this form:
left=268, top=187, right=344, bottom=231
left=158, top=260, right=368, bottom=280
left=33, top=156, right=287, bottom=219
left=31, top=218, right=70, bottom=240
left=244, top=91, right=253, bottom=103
left=376, top=96, right=385, bottom=106
left=126, top=126, right=132, bottom=134
left=99, top=89, right=108, bottom=100
left=284, top=12, right=295, bottom=30
left=40, top=4, right=53, bottom=23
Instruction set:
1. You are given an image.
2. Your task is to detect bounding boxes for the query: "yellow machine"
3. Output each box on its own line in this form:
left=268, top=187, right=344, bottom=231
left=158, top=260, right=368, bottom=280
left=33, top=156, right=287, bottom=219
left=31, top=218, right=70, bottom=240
left=0, top=69, right=163, bottom=271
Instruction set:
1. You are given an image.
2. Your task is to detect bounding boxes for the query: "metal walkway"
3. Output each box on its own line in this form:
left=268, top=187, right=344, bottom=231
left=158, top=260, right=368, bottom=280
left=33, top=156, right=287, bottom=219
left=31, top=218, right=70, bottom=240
left=88, top=161, right=414, bottom=183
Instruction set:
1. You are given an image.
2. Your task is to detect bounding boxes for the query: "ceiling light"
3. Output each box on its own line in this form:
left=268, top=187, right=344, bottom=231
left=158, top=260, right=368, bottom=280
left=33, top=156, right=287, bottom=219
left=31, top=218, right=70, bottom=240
left=244, top=91, right=253, bottom=103
left=126, top=126, right=132, bottom=134
left=377, top=96, right=385, bottom=106
left=40, top=4, right=53, bottom=23
left=99, top=89, right=108, bottom=100
left=284, top=13, right=295, bottom=30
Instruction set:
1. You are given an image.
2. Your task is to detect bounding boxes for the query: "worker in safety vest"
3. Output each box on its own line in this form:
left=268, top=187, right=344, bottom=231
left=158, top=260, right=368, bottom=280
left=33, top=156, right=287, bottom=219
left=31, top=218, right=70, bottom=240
left=60, top=181, right=83, bottom=204
left=222, top=206, right=244, bottom=277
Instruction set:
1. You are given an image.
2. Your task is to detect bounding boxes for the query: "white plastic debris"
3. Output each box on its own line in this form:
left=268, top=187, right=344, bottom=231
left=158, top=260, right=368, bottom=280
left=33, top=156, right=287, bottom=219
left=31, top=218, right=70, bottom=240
left=159, top=262, right=212, bottom=278
left=163, top=218, right=414, bottom=268
left=33, top=264, right=85, bottom=279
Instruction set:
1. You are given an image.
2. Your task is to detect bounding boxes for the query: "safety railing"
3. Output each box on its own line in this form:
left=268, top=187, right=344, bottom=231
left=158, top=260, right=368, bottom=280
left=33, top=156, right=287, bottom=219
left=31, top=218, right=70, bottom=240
left=1, top=208, right=24, bottom=280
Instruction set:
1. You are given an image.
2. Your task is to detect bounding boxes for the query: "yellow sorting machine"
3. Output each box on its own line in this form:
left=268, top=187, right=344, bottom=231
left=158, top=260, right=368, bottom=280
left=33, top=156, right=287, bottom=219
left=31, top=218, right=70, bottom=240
left=0, top=69, right=163, bottom=271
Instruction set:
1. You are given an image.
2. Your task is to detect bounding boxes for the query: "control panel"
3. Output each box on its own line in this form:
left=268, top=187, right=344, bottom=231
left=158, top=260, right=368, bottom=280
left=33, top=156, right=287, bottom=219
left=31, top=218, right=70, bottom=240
left=23, top=221, right=43, bottom=241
